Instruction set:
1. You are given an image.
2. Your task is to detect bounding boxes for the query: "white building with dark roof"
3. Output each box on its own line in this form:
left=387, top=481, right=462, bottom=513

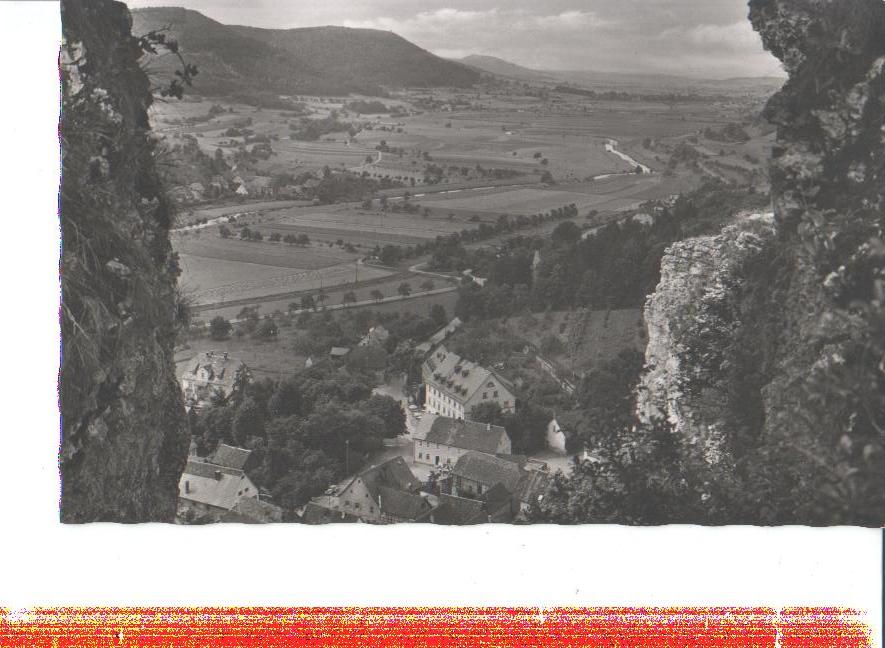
left=422, top=345, right=515, bottom=420
left=177, top=460, right=258, bottom=522
left=413, top=414, right=510, bottom=467
left=179, top=351, right=247, bottom=410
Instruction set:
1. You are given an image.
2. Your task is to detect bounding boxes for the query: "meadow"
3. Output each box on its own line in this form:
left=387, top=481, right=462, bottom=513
left=196, top=276, right=458, bottom=322
left=255, top=204, right=488, bottom=245
left=174, top=233, right=393, bottom=306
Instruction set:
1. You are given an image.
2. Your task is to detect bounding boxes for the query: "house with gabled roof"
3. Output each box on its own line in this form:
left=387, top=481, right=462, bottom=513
left=179, top=351, right=248, bottom=410
left=177, top=459, right=258, bottom=522
left=328, top=456, right=431, bottom=524
left=448, top=451, right=551, bottom=519
left=422, top=345, right=516, bottom=420
left=209, top=443, right=254, bottom=471
left=424, top=490, right=513, bottom=525
left=302, top=502, right=360, bottom=524
left=449, top=451, right=524, bottom=500
left=413, top=414, right=510, bottom=468
left=220, top=497, right=283, bottom=524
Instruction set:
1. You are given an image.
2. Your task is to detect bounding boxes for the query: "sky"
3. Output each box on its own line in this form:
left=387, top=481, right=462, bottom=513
left=125, top=0, right=785, bottom=79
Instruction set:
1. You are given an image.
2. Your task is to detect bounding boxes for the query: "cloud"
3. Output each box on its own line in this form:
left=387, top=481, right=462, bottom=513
left=662, top=20, right=763, bottom=52
left=343, top=8, right=611, bottom=44
left=342, top=7, right=614, bottom=70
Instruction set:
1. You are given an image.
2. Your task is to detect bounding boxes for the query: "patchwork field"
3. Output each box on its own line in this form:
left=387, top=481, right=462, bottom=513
left=255, top=205, right=487, bottom=245
left=197, top=276, right=459, bottom=322
left=174, top=234, right=393, bottom=306
left=158, top=85, right=768, bottom=329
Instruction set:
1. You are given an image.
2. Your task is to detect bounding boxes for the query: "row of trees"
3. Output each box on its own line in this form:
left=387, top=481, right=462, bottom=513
left=219, top=224, right=311, bottom=246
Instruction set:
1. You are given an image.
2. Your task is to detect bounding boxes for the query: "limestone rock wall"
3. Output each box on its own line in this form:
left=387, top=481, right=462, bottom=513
left=638, top=0, right=885, bottom=524
left=60, top=0, right=189, bottom=522
left=639, top=215, right=778, bottom=468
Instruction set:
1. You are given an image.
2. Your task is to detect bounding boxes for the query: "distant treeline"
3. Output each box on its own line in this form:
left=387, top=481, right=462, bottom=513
left=553, top=85, right=732, bottom=104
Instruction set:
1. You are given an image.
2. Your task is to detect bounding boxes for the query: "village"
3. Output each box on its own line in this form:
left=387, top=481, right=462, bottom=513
left=176, top=313, right=583, bottom=525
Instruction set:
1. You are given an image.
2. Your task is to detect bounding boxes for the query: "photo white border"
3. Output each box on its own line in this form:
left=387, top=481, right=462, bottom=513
left=0, top=4, right=879, bottom=646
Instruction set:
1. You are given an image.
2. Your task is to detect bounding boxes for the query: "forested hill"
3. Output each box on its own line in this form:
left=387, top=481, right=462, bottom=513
left=130, top=7, right=480, bottom=98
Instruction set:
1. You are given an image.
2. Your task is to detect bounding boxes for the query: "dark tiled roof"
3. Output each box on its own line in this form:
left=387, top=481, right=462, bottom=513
left=182, top=352, right=244, bottom=388
left=183, top=460, right=243, bottom=479
left=348, top=456, right=421, bottom=498
left=302, top=502, right=359, bottom=525
left=430, top=493, right=512, bottom=525
left=422, top=416, right=508, bottom=455
left=210, top=444, right=252, bottom=471
left=451, top=452, right=523, bottom=492
left=422, top=345, right=511, bottom=404
left=376, top=486, right=431, bottom=521
left=430, top=495, right=485, bottom=525
left=227, top=497, right=282, bottom=523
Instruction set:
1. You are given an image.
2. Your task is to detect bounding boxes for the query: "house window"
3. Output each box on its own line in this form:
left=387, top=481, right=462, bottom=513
left=482, top=392, right=487, bottom=399
left=494, top=391, right=499, bottom=398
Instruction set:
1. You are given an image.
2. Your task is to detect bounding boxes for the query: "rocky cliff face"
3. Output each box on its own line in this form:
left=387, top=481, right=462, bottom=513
left=639, top=214, right=778, bottom=468
left=60, top=0, right=189, bottom=522
left=639, top=0, right=884, bottom=524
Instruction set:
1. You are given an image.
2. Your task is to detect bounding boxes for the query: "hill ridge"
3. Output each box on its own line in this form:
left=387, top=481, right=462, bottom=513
left=131, top=6, right=480, bottom=98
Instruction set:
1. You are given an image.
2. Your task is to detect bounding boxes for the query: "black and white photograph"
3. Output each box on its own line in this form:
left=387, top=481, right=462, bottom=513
left=58, top=0, right=885, bottom=528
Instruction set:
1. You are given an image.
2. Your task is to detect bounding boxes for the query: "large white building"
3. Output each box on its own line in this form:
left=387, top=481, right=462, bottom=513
left=421, top=346, right=515, bottom=420
left=414, top=414, right=511, bottom=468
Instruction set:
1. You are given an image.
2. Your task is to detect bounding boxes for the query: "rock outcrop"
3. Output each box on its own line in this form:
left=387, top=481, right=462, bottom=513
left=60, top=0, right=189, bottom=522
left=639, top=0, right=884, bottom=524
left=639, top=214, right=778, bottom=469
